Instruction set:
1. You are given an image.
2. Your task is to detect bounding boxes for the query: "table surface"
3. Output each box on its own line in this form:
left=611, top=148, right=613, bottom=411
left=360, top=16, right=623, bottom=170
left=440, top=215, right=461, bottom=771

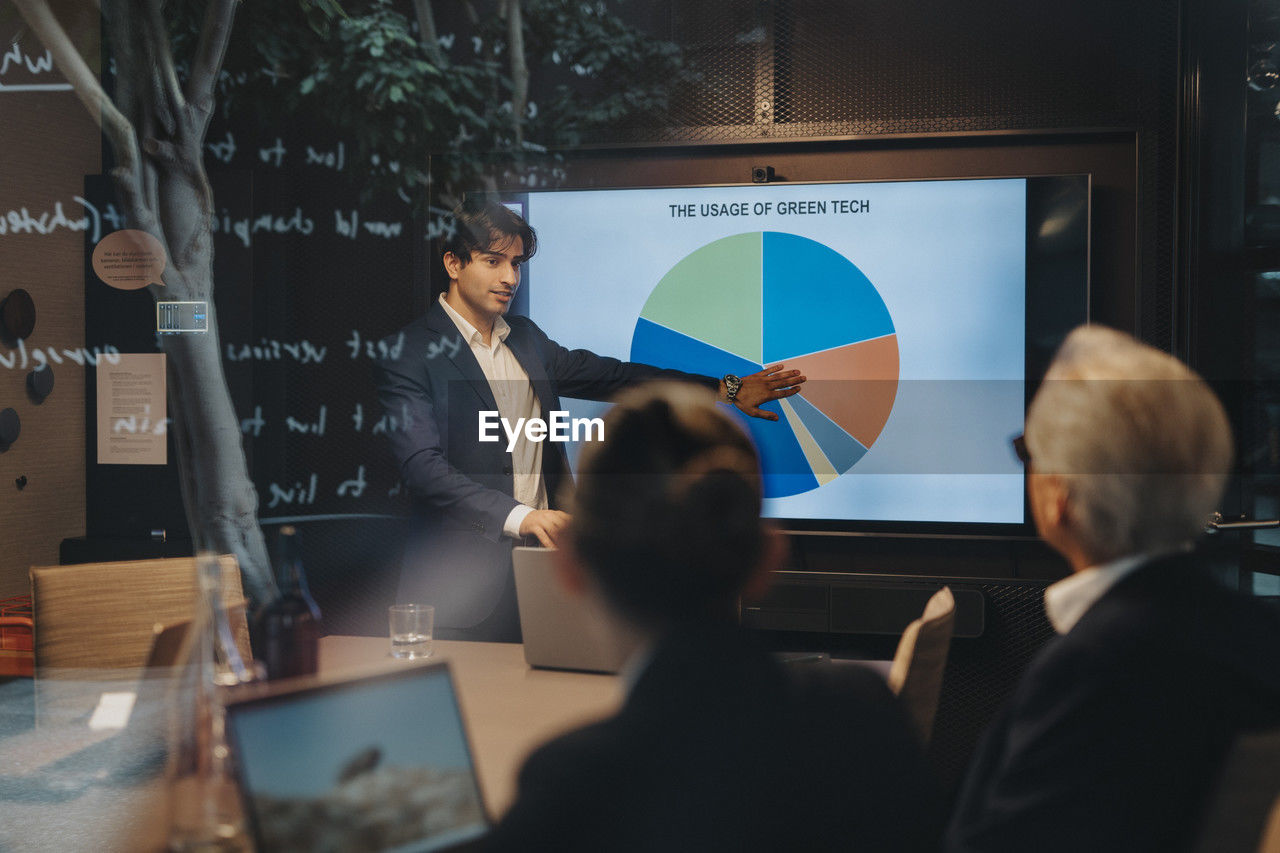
left=319, top=636, right=623, bottom=815
left=0, top=636, right=622, bottom=852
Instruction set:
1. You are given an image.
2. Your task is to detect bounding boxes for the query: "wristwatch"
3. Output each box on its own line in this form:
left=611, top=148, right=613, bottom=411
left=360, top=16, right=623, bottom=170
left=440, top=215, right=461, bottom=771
left=723, top=374, right=743, bottom=403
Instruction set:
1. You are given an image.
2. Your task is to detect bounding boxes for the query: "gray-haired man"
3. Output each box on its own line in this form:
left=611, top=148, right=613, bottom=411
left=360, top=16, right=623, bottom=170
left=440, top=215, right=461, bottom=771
left=948, top=325, right=1280, bottom=853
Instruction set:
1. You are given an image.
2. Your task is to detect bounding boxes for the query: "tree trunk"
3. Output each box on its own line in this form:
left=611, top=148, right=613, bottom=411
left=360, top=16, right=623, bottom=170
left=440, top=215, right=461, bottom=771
left=461, top=0, right=504, bottom=190
left=504, top=0, right=529, bottom=148
left=411, top=0, right=445, bottom=67
left=16, top=0, right=276, bottom=604
left=162, top=317, right=271, bottom=604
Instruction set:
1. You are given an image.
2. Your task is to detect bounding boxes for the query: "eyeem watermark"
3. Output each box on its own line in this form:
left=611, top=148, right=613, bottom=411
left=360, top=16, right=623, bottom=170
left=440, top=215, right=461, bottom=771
left=479, top=410, right=604, bottom=452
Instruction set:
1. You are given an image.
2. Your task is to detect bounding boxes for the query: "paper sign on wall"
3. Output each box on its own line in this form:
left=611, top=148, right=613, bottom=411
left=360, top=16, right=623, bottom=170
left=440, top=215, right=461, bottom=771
left=96, top=353, right=167, bottom=465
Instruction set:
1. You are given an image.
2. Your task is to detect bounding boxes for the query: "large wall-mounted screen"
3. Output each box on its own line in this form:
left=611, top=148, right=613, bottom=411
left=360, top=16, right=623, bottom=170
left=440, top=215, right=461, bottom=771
left=511, top=174, right=1088, bottom=532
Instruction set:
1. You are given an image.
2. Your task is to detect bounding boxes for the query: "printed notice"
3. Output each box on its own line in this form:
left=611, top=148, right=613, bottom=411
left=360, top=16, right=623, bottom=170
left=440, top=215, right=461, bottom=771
left=97, top=353, right=167, bottom=465
left=91, top=229, right=168, bottom=290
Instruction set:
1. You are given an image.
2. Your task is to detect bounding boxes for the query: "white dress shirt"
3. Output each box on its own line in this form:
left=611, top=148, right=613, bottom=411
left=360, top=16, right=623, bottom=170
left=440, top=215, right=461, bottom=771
left=438, top=294, right=547, bottom=538
left=1042, top=550, right=1168, bottom=634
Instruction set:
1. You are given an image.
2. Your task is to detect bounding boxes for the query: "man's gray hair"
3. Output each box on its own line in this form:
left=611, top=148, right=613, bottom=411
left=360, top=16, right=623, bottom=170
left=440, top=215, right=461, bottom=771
left=1025, top=325, right=1233, bottom=560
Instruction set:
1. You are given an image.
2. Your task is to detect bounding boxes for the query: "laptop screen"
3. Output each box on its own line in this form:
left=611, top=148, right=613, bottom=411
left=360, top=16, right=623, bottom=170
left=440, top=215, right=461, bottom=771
left=226, top=662, right=488, bottom=852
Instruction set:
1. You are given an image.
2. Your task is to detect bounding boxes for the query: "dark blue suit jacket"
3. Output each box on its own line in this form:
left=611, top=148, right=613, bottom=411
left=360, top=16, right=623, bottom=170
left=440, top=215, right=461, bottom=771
left=373, top=301, right=717, bottom=629
left=485, top=625, right=942, bottom=852
left=946, top=551, right=1280, bottom=853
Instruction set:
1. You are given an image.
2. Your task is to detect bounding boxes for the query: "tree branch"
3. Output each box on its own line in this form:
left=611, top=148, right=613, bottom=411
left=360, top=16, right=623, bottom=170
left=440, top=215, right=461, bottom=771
left=138, top=0, right=186, bottom=134
left=187, top=0, right=237, bottom=114
left=411, top=0, right=445, bottom=67
left=11, top=0, right=139, bottom=172
left=461, top=0, right=501, bottom=162
left=458, top=0, right=480, bottom=27
left=504, top=0, right=528, bottom=147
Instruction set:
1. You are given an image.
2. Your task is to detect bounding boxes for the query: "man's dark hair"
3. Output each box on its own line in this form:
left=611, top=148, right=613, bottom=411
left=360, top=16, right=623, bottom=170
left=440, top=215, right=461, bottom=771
left=570, top=383, right=764, bottom=629
left=442, top=195, right=537, bottom=266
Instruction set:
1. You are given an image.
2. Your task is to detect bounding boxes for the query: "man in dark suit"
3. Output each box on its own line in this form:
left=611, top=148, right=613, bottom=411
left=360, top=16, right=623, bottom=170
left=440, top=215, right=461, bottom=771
left=484, top=382, right=941, bottom=852
left=947, top=325, right=1280, bottom=853
left=374, top=197, right=804, bottom=641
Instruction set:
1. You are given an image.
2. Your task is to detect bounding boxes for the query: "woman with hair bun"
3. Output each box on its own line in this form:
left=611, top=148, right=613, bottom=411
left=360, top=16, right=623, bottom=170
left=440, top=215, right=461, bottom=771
left=486, top=382, right=940, bottom=853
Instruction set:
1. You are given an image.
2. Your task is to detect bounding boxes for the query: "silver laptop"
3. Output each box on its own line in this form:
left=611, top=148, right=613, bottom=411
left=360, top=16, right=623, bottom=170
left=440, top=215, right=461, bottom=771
left=512, top=546, right=632, bottom=674
left=225, top=661, right=489, bottom=852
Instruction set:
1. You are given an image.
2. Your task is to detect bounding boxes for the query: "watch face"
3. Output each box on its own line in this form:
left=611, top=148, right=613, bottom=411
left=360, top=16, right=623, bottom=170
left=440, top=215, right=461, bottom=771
left=724, top=374, right=743, bottom=400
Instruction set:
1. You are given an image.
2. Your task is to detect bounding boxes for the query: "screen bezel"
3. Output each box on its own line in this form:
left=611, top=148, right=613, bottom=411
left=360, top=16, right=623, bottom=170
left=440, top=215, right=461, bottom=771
left=224, top=660, right=491, bottom=850
left=494, top=145, right=1096, bottom=540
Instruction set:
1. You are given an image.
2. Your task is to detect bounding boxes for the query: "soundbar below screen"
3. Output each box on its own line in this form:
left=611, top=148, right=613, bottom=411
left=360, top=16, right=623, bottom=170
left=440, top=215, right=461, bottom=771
left=520, top=178, right=1029, bottom=526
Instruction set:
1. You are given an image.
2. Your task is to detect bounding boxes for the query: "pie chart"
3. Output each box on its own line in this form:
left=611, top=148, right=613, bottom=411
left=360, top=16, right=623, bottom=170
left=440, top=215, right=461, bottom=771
left=630, top=231, right=900, bottom=499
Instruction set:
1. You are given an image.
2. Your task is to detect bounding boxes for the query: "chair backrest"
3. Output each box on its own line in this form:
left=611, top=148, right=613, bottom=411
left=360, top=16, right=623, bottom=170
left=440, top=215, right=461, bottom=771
left=30, top=555, right=252, bottom=674
left=887, top=585, right=956, bottom=745
left=1262, top=801, right=1280, bottom=853
left=1193, top=727, right=1280, bottom=853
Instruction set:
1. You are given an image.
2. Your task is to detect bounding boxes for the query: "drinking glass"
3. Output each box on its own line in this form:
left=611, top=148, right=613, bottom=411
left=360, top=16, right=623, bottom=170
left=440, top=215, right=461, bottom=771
left=389, top=604, right=434, bottom=659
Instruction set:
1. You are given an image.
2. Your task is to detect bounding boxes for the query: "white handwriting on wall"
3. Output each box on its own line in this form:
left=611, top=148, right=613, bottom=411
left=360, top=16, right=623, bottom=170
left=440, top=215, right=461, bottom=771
left=0, top=44, right=71, bottom=93
left=264, top=468, right=371, bottom=508
left=208, top=206, right=403, bottom=247
left=225, top=338, right=328, bottom=364
left=0, top=339, right=120, bottom=370
left=0, top=196, right=122, bottom=243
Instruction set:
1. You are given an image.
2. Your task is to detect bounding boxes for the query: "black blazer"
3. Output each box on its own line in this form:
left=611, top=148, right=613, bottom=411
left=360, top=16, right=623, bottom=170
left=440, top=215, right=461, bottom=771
left=947, top=551, right=1280, bottom=853
left=373, top=301, right=716, bottom=628
left=486, top=626, right=942, bottom=852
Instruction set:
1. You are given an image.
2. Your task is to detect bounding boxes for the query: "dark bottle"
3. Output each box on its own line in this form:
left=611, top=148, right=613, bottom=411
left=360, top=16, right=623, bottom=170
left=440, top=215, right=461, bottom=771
left=252, top=526, right=322, bottom=679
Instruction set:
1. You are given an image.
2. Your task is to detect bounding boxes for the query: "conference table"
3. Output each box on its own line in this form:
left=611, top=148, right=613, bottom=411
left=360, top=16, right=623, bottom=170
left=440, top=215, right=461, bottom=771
left=0, top=636, right=623, bottom=852
left=320, top=636, right=623, bottom=814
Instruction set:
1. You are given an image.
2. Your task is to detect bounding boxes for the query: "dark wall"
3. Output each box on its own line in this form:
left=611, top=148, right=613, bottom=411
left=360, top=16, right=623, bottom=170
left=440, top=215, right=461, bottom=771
left=582, top=0, right=1181, bottom=349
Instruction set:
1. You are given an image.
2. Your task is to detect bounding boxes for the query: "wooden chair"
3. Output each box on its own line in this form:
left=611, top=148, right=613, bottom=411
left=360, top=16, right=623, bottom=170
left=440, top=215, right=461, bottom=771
left=887, top=586, right=956, bottom=745
left=30, top=555, right=252, bottom=676
left=1193, top=727, right=1280, bottom=853
left=1263, top=802, right=1280, bottom=853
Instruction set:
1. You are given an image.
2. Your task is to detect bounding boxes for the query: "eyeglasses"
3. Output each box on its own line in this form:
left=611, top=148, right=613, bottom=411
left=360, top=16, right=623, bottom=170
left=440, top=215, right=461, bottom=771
left=1011, top=434, right=1030, bottom=467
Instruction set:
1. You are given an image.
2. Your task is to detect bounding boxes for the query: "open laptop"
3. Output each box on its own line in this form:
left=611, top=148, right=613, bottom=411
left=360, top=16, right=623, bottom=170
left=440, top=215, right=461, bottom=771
left=512, top=546, right=632, bottom=674
left=224, top=660, right=489, bottom=853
